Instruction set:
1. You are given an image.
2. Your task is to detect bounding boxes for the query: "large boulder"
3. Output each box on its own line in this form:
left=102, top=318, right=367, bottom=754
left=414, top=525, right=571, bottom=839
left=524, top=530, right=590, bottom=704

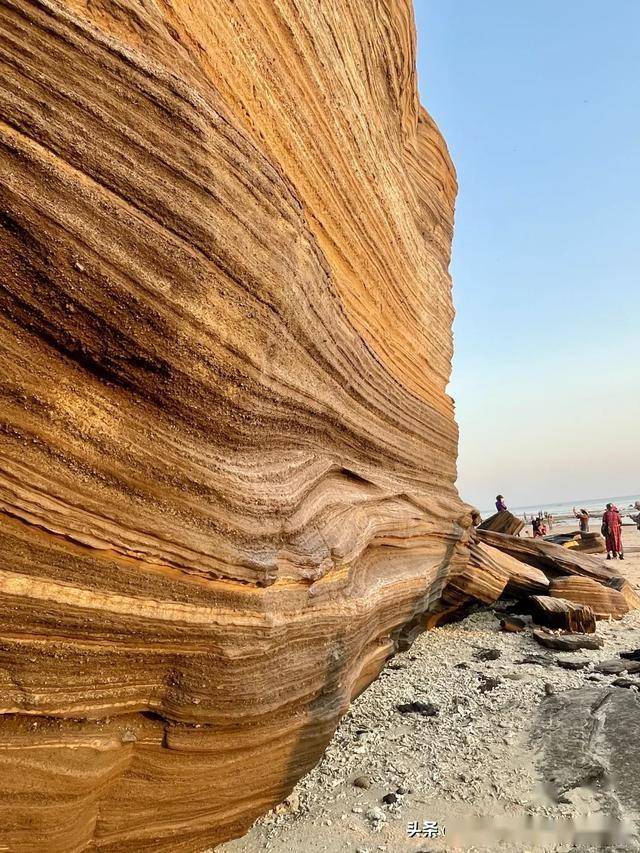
left=0, top=0, right=469, bottom=850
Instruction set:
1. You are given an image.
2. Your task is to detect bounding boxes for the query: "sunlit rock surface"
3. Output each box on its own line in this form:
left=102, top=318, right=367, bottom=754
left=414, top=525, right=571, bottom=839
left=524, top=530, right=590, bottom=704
left=0, top=0, right=468, bottom=849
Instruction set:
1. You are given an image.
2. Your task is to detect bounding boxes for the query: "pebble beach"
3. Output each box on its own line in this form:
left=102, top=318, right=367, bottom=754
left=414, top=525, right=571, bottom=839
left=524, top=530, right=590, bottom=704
left=218, top=522, right=640, bottom=853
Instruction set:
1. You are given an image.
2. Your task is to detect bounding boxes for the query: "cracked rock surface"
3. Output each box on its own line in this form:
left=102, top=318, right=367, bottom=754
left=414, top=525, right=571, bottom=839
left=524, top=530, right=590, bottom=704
left=537, top=686, right=640, bottom=820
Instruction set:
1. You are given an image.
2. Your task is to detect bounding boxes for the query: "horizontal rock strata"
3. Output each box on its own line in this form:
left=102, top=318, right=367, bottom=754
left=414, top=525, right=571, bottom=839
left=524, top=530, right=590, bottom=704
left=479, top=542, right=550, bottom=596
left=478, top=509, right=525, bottom=536
left=549, top=576, right=636, bottom=620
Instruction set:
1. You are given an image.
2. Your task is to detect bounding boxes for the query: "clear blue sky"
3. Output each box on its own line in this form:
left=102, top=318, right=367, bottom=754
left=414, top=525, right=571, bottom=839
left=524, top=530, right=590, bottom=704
left=414, top=0, right=640, bottom=510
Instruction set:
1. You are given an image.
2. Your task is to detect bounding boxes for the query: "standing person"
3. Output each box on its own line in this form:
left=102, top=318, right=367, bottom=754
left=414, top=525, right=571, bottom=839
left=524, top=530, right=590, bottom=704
left=602, top=503, right=624, bottom=560
left=573, top=507, right=590, bottom=533
left=532, top=516, right=540, bottom=537
left=495, top=494, right=507, bottom=512
left=630, top=501, right=640, bottom=530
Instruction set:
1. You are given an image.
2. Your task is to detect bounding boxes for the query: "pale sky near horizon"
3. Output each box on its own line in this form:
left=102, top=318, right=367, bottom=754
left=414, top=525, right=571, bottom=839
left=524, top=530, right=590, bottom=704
left=414, top=1, right=640, bottom=510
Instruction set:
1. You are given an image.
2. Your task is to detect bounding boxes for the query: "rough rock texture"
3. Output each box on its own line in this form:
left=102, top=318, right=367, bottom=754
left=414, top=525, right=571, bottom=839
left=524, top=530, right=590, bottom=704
left=607, top=576, right=640, bottom=611
left=478, top=509, right=524, bottom=536
left=550, top=576, right=636, bottom=620
left=0, top=1, right=470, bottom=850
left=476, top=530, right=620, bottom=584
left=537, top=686, right=640, bottom=820
left=479, top=542, right=550, bottom=597
left=530, top=595, right=597, bottom=634
left=533, top=629, right=604, bottom=652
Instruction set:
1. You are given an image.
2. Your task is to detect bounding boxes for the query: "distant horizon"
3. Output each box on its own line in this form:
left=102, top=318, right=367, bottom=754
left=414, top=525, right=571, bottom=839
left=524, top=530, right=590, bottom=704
left=475, top=491, right=639, bottom=515
left=415, top=1, right=640, bottom=508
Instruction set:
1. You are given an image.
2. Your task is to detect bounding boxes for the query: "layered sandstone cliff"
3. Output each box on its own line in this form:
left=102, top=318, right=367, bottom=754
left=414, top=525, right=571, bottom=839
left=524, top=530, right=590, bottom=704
left=0, top=0, right=468, bottom=849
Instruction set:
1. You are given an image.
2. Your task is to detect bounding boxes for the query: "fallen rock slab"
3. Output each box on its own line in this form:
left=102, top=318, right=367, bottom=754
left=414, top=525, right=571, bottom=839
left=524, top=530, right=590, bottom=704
left=479, top=543, right=550, bottom=596
left=544, top=531, right=606, bottom=554
left=476, top=530, right=620, bottom=584
left=533, top=629, right=604, bottom=652
left=606, top=576, right=640, bottom=611
left=549, top=576, right=634, bottom=619
left=448, top=541, right=509, bottom=604
left=594, top=659, right=640, bottom=675
left=530, top=596, right=597, bottom=634
left=477, top=510, right=524, bottom=536
left=556, top=659, right=590, bottom=671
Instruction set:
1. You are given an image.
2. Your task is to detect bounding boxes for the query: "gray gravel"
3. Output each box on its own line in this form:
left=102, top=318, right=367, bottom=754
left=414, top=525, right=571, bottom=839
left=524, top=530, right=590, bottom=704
left=218, top=607, right=640, bottom=853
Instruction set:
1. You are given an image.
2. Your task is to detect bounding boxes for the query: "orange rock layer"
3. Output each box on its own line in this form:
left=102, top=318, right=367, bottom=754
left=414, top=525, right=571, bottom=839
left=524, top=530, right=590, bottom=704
left=0, top=0, right=468, bottom=850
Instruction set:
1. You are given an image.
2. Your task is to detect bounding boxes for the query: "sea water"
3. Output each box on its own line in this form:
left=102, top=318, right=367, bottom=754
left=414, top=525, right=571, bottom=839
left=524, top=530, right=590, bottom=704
left=479, top=494, right=639, bottom=520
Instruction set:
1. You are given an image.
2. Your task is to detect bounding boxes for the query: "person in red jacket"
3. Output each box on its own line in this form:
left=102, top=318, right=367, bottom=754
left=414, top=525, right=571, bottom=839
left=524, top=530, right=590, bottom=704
left=602, top=503, right=624, bottom=560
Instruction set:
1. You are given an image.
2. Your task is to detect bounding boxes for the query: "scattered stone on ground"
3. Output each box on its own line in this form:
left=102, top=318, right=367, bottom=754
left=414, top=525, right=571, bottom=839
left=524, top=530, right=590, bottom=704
left=476, top=675, right=501, bottom=693
left=219, top=525, right=640, bottom=853
left=396, top=701, right=439, bottom=717
left=473, top=647, right=501, bottom=661
left=514, top=653, right=551, bottom=666
left=594, top=659, right=640, bottom=675
left=612, top=677, right=640, bottom=690
left=620, top=648, right=640, bottom=661
left=499, top=615, right=526, bottom=633
left=533, top=628, right=604, bottom=651
left=556, top=658, right=589, bottom=670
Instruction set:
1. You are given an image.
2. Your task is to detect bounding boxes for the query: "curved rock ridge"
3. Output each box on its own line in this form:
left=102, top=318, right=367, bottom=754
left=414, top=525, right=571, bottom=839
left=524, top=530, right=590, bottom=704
left=0, top=0, right=466, bottom=849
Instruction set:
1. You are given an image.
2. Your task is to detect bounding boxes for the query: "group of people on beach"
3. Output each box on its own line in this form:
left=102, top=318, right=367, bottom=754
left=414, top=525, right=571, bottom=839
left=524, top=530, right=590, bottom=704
left=497, top=495, right=552, bottom=538
left=573, top=504, right=639, bottom=560
left=495, top=494, right=639, bottom=561
left=531, top=514, right=549, bottom=538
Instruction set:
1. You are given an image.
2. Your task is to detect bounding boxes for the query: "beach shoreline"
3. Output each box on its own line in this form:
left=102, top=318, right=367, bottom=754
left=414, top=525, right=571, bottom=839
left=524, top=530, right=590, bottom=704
left=478, top=496, right=640, bottom=524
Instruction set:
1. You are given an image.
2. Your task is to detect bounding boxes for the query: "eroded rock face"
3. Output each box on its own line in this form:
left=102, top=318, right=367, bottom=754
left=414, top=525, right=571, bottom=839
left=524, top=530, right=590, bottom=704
left=0, top=0, right=467, bottom=849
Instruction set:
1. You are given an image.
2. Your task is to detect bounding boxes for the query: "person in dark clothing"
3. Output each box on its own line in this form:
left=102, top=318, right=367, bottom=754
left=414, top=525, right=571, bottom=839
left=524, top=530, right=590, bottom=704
left=495, top=494, right=507, bottom=512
